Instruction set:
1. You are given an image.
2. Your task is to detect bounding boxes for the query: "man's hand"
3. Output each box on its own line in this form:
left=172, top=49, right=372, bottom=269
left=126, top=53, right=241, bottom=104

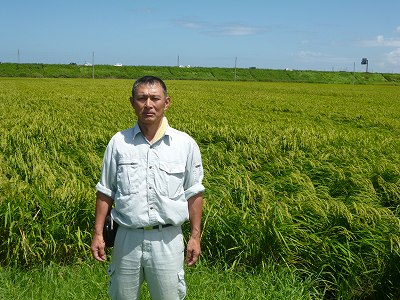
left=91, top=233, right=106, bottom=262
left=91, top=191, right=113, bottom=262
left=187, top=193, right=203, bottom=266
left=186, top=236, right=201, bottom=266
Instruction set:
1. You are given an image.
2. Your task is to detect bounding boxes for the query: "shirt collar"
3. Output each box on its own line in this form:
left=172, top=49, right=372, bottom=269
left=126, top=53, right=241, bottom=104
left=132, top=117, right=171, bottom=143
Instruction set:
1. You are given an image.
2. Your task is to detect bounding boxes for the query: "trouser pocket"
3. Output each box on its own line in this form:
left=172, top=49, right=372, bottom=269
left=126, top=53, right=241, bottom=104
left=177, top=270, right=186, bottom=300
left=107, top=264, right=116, bottom=298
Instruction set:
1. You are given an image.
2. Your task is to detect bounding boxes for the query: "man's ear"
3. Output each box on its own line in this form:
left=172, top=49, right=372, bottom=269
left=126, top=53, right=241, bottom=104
left=130, top=96, right=134, bottom=106
left=164, top=96, right=171, bottom=110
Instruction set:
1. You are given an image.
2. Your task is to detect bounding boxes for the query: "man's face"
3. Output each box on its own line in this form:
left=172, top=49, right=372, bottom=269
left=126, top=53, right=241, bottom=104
left=130, top=83, right=170, bottom=126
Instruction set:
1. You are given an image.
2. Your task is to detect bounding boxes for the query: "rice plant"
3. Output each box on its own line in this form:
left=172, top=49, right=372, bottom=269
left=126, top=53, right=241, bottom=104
left=0, top=78, right=399, bottom=298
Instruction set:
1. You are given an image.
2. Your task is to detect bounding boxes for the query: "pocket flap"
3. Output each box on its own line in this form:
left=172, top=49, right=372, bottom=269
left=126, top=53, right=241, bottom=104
left=159, top=162, right=185, bottom=174
left=118, top=158, right=139, bottom=165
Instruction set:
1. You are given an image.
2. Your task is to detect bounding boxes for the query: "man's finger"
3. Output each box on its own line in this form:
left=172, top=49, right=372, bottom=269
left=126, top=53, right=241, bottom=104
left=93, top=248, right=106, bottom=261
left=187, top=249, right=199, bottom=266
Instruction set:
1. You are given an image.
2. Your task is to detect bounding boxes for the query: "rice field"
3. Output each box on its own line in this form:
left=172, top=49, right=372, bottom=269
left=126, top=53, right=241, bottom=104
left=0, top=77, right=399, bottom=299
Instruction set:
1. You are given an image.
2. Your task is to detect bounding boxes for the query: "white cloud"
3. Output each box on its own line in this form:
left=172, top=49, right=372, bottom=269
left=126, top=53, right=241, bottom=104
left=297, top=51, right=327, bottom=59
left=177, top=21, right=204, bottom=29
left=212, top=25, right=264, bottom=36
left=176, top=20, right=266, bottom=36
left=361, top=35, right=400, bottom=47
left=386, top=48, right=400, bottom=65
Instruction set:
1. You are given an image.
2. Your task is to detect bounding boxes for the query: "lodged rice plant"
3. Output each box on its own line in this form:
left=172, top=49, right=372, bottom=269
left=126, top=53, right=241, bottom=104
left=0, top=78, right=399, bottom=299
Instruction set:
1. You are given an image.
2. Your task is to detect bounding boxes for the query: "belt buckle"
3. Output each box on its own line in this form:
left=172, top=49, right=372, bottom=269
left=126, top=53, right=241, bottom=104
left=143, top=226, right=153, bottom=230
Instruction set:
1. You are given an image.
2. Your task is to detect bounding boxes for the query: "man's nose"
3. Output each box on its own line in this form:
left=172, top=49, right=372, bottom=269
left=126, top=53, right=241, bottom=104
left=144, top=97, right=152, bottom=107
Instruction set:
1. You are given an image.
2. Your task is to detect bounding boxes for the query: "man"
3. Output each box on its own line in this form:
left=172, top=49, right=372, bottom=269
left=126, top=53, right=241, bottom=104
left=91, top=76, right=205, bottom=300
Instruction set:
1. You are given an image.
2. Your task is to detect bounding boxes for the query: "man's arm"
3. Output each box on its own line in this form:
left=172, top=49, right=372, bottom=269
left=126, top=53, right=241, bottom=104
left=91, top=191, right=113, bottom=262
left=186, top=193, right=203, bottom=266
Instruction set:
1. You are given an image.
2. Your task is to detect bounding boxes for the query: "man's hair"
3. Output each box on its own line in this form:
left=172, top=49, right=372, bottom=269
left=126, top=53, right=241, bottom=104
left=132, top=76, right=168, bottom=98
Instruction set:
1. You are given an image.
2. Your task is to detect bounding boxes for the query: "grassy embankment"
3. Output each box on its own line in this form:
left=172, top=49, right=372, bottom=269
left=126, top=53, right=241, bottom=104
left=0, top=77, right=399, bottom=299
left=0, top=62, right=400, bottom=84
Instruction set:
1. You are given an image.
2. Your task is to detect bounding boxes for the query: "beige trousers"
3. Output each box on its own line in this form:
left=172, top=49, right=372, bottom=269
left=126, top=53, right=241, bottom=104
left=108, top=225, right=186, bottom=300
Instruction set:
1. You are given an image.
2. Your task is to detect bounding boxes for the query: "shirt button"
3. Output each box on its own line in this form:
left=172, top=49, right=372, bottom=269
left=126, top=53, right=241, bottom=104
left=149, top=166, right=152, bottom=169
left=149, top=186, right=152, bottom=189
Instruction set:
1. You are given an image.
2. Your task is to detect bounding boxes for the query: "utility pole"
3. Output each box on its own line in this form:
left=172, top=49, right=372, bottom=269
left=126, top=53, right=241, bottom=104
left=234, top=56, right=237, bottom=81
left=18, top=49, right=20, bottom=64
left=92, top=51, right=95, bottom=79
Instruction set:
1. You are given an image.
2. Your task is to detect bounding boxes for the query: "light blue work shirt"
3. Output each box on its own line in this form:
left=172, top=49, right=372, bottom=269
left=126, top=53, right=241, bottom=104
left=96, top=122, right=205, bottom=228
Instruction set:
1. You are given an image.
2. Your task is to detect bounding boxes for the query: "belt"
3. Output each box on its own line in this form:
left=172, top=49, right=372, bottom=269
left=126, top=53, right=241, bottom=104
left=138, top=224, right=174, bottom=230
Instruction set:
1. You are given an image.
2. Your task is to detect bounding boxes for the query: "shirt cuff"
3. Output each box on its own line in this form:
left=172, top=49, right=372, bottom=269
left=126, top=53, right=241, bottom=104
left=184, top=183, right=205, bottom=200
left=95, top=182, right=116, bottom=199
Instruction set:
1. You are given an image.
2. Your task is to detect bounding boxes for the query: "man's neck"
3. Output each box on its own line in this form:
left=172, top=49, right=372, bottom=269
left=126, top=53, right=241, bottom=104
left=138, top=119, right=163, bottom=142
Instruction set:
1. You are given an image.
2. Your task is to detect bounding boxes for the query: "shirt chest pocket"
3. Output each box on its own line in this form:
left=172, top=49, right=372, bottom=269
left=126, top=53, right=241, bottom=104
left=155, top=162, right=185, bottom=199
left=117, top=159, right=140, bottom=195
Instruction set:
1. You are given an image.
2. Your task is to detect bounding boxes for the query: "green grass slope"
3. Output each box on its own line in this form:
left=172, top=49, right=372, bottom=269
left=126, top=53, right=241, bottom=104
left=0, top=63, right=399, bottom=84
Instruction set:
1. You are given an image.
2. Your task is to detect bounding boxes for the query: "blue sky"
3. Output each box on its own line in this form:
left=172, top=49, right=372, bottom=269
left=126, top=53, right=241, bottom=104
left=1, top=0, right=400, bottom=73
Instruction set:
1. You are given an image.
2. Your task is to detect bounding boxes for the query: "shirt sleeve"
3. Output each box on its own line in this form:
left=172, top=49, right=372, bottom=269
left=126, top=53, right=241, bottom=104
left=183, top=139, right=205, bottom=200
left=95, top=136, right=117, bottom=199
